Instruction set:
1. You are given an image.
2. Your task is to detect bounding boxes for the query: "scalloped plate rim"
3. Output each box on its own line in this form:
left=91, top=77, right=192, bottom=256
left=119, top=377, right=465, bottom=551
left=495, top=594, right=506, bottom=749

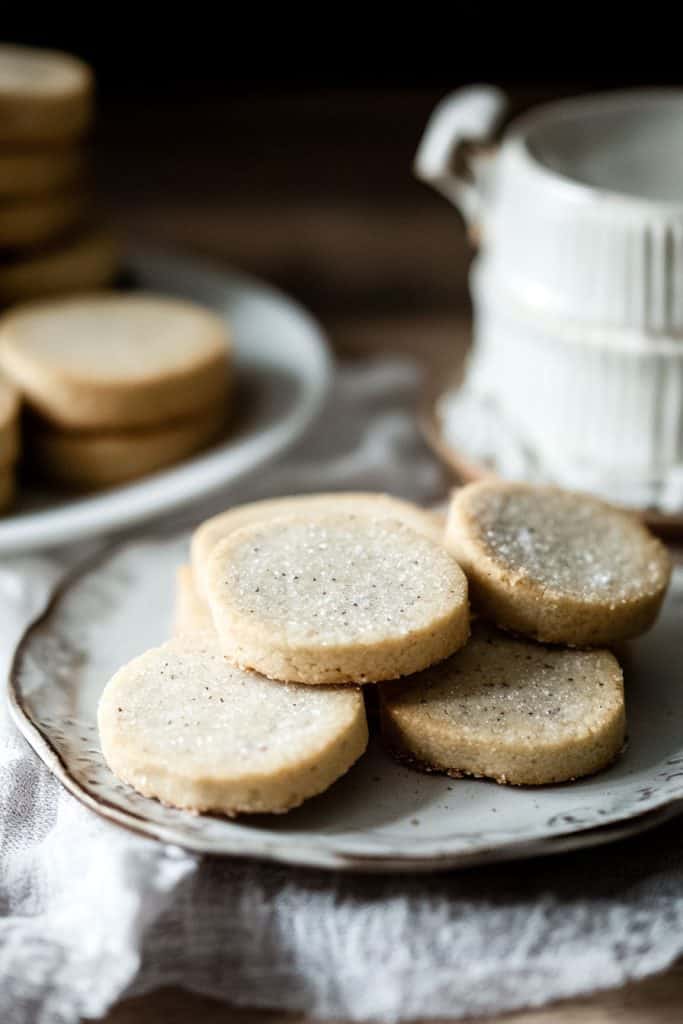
left=7, top=534, right=683, bottom=874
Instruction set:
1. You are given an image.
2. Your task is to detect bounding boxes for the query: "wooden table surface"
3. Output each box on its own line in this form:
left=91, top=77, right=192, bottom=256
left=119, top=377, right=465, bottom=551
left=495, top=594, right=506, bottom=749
left=89, top=88, right=682, bottom=1023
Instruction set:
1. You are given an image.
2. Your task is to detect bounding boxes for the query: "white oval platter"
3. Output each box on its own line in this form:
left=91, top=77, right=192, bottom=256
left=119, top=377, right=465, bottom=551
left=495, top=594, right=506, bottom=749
left=8, top=532, right=683, bottom=872
left=0, top=248, right=332, bottom=553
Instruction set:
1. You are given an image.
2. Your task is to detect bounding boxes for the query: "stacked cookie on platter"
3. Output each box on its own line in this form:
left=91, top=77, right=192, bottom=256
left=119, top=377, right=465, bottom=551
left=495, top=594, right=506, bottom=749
left=98, top=485, right=671, bottom=817
left=0, top=43, right=118, bottom=306
left=381, top=483, right=670, bottom=784
left=0, top=372, right=20, bottom=510
left=0, top=292, right=232, bottom=489
left=100, top=494, right=465, bottom=814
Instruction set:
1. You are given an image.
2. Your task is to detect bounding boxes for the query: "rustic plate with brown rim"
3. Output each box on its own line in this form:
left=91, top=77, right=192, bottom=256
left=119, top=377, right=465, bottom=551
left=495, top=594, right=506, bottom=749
left=8, top=527, right=683, bottom=872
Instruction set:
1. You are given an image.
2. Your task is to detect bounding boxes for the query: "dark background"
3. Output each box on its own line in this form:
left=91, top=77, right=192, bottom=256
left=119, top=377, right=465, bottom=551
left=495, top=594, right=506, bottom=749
left=5, top=27, right=679, bottom=366
left=6, top=23, right=678, bottom=95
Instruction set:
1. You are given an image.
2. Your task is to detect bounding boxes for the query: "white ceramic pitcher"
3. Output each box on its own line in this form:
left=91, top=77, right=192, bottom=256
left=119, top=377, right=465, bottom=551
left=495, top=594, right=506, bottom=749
left=416, top=86, right=683, bottom=332
left=415, top=87, right=683, bottom=511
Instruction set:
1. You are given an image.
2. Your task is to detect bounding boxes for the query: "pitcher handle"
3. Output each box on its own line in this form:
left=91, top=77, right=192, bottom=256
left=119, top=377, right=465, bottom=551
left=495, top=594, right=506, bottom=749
left=414, top=85, right=507, bottom=227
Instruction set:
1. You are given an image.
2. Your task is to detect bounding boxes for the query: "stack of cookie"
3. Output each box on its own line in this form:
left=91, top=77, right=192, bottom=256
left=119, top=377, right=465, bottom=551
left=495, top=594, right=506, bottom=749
left=0, top=293, right=232, bottom=489
left=0, top=43, right=117, bottom=306
left=381, top=482, right=670, bottom=785
left=0, top=372, right=20, bottom=511
left=97, top=485, right=671, bottom=816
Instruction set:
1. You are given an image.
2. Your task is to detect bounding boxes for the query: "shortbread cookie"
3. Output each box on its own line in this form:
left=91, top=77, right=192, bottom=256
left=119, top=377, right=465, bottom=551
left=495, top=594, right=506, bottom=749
left=98, top=637, right=368, bottom=814
left=173, top=565, right=214, bottom=635
left=0, top=470, right=15, bottom=513
left=0, top=44, right=93, bottom=144
left=192, top=492, right=444, bottom=599
left=207, top=513, right=469, bottom=685
left=0, top=192, right=85, bottom=250
left=446, top=482, right=671, bottom=645
left=379, top=623, right=626, bottom=785
left=0, top=293, right=231, bottom=429
left=0, top=374, right=20, bottom=467
left=28, top=400, right=227, bottom=489
left=0, top=150, right=85, bottom=198
left=0, top=229, right=118, bottom=305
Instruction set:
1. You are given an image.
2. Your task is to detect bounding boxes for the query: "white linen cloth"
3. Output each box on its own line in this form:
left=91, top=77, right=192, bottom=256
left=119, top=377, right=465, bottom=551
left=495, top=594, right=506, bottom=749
left=2, top=358, right=683, bottom=1024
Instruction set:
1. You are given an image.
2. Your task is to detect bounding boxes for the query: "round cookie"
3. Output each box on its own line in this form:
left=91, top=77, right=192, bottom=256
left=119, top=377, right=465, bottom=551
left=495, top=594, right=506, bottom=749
left=192, top=492, right=444, bottom=599
left=0, top=44, right=93, bottom=144
left=27, top=400, right=228, bottom=490
left=0, top=374, right=20, bottom=467
left=0, top=470, right=15, bottom=513
left=206, top=513, right=469, bottom=685
left=0, top=150, right=85, bottom=199
left=173, top=565, right=214, bottom=636
left=379, top=622, right=626, bottom=785
left=98, top=636, right=369, bottom=815
left=0, top=191, right=85, bottom=250
left=0, top=293, right=231, bottom=429
left=0, top=229, right=118, bottom=305
left=446, top=482, right=671, bottom=646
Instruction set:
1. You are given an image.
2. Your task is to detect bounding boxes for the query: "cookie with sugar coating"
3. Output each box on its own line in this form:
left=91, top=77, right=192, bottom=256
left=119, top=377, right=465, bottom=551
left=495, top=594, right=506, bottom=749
left=0, top=44, right=93, bottom=144
left=27, top=399, right=227, bottom=489
left=97, top=636, right=368, bottom=815
left=446, top=481, right=671, bottom=646
left=191, top=492, right=444, bottom=599
left=206, top=512, right=469, bottom=685
left=0, top=293, right=231, bottom=429
left=379, top=622, right=626, bottom=785
left=173, top=564, right=214, bottom=636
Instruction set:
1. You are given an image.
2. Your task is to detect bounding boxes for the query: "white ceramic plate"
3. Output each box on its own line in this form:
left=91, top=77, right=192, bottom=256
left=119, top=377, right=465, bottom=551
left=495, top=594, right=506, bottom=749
left=0, top=249, right=332, bottom=553
left=9, top=532, right=683, bottom=872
